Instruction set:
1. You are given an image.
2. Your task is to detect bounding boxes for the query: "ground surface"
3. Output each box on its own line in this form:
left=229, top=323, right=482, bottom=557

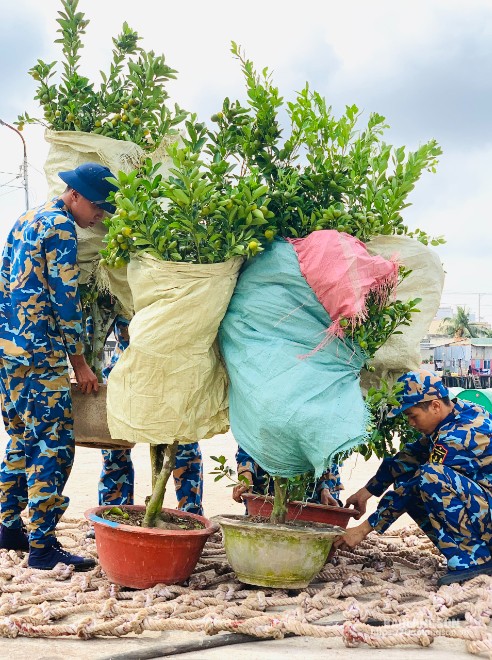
left=0, top=428, right=482, bottom=659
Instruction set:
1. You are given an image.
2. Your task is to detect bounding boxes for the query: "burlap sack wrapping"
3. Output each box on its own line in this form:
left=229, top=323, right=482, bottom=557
left=43, top=129, right=178, bottom=313
left=107, top=254, right=243, bottom=445
left=361, top=235, right=444, bottom=391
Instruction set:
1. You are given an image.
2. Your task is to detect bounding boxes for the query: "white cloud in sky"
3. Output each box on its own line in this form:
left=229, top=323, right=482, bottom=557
left=1, top=0, right=491, bottom=319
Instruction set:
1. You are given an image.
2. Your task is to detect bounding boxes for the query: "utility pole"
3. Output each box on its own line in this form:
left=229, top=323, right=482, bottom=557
left=0, top=118, right=29, bottom=210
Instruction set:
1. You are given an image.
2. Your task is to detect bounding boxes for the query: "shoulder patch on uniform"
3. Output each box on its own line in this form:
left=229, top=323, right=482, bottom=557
left=430, top=443, right=448, bottom=464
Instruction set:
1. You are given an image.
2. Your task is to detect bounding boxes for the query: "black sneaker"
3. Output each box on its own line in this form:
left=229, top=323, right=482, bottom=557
left=0, top=523, right=29, bottom=552
left=28, top=538, right=96, bottom=572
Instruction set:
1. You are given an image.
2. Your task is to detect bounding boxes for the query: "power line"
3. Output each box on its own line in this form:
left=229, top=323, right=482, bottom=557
left=0, top=119, right=29, bottom=209
left=27, top=161, right=45, bottom=176
left=0, top=188, right=22, bottom=199
left=0, top=176, right=22, bottom=188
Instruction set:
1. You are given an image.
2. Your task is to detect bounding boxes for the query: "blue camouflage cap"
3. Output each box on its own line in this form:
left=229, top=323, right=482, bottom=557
left=387, top=369, right=449, bottom=418
left=58, top=162, right=117, bottom=214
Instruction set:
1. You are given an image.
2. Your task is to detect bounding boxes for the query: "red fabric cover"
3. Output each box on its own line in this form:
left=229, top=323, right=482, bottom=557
left=288, top=230, right=399, bottom=348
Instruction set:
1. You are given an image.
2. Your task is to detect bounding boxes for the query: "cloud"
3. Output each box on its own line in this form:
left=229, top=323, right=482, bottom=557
left=0, top=5, right=48, bottom=120
left=1, top=0, right=491, bottom=321
left=319, top=4, right=492, bottom=149
left=348, top=36, right=491, bottom=150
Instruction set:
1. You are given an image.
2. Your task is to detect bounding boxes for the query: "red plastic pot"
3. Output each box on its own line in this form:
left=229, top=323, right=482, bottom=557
left=85, top=505, right=218, bottom=589
left=241, top=493, right=358, bottom=528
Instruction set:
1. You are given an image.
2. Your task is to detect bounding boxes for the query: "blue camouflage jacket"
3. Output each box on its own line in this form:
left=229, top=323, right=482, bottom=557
left=0, top=198, right=84, bottom=369
left=102, top=315, right=130, bottom=381
left=366, top=399, right=492, bottom=510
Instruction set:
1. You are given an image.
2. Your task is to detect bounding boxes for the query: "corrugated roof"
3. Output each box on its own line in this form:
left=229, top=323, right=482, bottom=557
left=426, top=337, right=460, bottom=348
left=470, top=338, right=492, bottom=346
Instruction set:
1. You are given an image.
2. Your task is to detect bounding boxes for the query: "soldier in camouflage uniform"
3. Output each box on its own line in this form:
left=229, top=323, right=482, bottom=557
left=99, top=316, right=204, bottom=515
left=0, top=163, right=117, bottom=571
left=233, top=445, right=345, bottom=508
left=335, top=369, right=492, bottom=586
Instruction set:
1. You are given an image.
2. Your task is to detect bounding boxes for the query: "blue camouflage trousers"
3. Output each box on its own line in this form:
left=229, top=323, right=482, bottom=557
left=98, top=449, right=134, bottom=506
left=369, top=463, right=492, bottom=570
left=0, top=362, right=74, bottom=548
left=99, top=443, right=204, bottom=515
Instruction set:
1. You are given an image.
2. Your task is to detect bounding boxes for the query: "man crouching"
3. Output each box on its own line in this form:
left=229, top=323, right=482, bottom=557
left=335, top=369, right=492, bottom=587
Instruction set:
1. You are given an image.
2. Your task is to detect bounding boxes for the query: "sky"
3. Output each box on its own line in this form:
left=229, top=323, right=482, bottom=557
left=1, top=0, right=491, bottom=321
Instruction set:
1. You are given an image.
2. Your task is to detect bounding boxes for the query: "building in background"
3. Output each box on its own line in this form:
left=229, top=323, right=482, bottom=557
left=420, top=306, right=492, bottom=376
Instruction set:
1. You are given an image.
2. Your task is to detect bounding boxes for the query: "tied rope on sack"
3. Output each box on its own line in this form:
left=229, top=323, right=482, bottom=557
left=1, top=518, right=492, bottom=657
left=219, top=231, right=399, bottom=479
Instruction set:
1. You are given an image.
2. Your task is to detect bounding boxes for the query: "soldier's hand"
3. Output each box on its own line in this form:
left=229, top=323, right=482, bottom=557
left=232, top=472, right=253, bottom=503
left=320, top=489, right=340, bottom=507
left=69, top=355, right=99, bottom=394
left=333, top=520, right=373, bottom=551
left=345, top=487, right=372, bottom=519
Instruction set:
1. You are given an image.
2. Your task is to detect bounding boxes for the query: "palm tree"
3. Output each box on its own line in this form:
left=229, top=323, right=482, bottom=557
left=441, top=306, right=490, bottom=338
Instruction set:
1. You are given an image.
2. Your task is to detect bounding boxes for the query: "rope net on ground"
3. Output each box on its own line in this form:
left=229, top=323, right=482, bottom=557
left=1, top=518, right=492, bottom=657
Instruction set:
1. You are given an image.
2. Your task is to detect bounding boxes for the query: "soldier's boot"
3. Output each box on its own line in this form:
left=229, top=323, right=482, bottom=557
left=437, top=559, right=492, bottom=587
left=0, top=523, right=29, bottom=552
left=28, top=538, right=96, bottom=572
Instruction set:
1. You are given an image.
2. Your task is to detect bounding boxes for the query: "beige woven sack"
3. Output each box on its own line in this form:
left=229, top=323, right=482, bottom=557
left=361, top=235, right=444, bottom=391
left=107, top=254, right=243, bottom=445
left=43, top=130, right=178, bottom=309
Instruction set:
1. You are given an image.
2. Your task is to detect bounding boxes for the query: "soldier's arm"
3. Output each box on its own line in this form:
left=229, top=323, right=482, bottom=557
left=233, top=445, right=255, bottom=503
left=236, top=445, right=256, bottom=478
left=343, top=436, right=431, bottom=520
left=69, top=353, right=99, bottom=394
left=44, top=218, right=98, bottom=394
left=365, top=435, right=431, bottom=497
left=44, top=219, right=85, bottom=358
left=433, top=419, right=492, bottom=472
left=316, top=463, right=343, bottom=505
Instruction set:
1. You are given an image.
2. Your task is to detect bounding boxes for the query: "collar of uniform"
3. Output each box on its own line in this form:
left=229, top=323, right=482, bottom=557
left=430, top=399, right=461, bottom=440
left=53, top=196, right=67, bottom=210
left=47, top=196, right=72, bottom=216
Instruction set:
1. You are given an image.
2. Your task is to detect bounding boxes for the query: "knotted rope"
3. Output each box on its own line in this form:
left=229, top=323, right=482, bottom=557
left=1, top=518, right=491, bottom=658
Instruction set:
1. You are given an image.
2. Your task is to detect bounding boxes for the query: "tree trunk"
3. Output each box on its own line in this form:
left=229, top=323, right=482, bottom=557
left=81, top=288, right=117, bottom=381
left=143, top=441, right=179, bottom=528
left=150, top=444, right=165, bottom=489
left=270, top=476, right=288, bottom=524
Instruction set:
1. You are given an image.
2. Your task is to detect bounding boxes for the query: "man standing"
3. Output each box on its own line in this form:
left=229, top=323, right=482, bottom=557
left=335, top=369, right=492, bottom=586
left=0, top=162, right=116, bottom=571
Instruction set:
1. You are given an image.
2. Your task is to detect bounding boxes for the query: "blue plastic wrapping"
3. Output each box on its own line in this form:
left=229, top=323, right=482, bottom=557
left=219, top=239, right=369, bottom=478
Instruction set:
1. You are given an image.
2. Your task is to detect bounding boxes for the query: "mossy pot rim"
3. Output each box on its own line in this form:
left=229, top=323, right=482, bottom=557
left=212, top=513, right=345, bottom=538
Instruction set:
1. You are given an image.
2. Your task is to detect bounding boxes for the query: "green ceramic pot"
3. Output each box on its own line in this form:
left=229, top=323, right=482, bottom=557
left=214, top=514, right=344, bottom=589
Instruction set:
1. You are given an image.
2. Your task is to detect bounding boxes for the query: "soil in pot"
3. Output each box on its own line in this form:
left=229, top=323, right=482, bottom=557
left=242, top=493, right=358, bottom=529
left=101, top=506, right=205, bottom=531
